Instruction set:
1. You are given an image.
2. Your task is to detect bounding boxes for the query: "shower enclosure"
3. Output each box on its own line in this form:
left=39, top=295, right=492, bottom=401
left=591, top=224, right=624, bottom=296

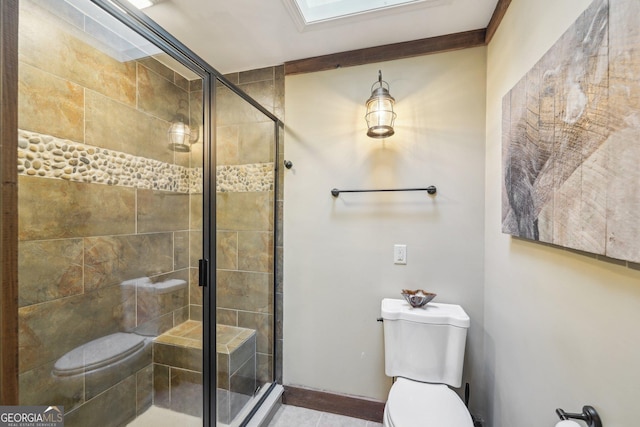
left=1, top=0, right=281, bottom=426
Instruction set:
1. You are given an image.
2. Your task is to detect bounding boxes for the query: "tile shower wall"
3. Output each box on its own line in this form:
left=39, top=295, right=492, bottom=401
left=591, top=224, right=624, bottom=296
left=216, top=66, right=284, bottom=389
left=17, top=1, right=201, bottom=425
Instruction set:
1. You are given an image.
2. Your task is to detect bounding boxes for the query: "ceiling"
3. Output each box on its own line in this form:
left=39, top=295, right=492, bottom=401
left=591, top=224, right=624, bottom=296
left=141, top=0, right=499, bottom=75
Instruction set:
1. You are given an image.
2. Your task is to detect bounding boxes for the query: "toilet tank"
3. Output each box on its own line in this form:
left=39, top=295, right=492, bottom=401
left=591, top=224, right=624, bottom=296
left=381, top=298, right=470, bottom=387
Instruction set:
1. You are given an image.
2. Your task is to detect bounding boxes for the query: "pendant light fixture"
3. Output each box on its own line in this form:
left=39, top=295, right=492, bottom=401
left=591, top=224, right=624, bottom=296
left=167, top=99, right=197, bottom=152
left=167, top=115, right=192, bottom=152
left=365, top=70, right=396, bottom=138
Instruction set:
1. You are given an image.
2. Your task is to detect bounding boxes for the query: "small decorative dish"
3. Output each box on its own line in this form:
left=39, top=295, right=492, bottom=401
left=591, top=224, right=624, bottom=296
left=401, top=289, right=436, bottom=308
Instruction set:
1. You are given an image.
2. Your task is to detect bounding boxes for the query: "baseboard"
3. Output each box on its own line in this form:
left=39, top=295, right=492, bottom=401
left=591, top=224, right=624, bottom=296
left=282, top=385, right=385, bottom=423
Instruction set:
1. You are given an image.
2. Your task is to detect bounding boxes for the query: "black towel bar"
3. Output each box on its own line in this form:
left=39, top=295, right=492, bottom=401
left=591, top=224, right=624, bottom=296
left=331, top=186, right=437, bottom=197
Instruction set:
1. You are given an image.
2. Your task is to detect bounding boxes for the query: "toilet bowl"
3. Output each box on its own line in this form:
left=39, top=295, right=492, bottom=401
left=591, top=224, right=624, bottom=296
left=52, top=277, right=186, bottom=396
left=53, top=332, right=151, bottom=376
left=383, top=378, right=473, bottom=427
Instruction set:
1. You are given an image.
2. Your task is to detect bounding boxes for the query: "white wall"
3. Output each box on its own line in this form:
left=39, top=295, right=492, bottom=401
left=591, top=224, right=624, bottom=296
left=485, top=1, right=640, bottom=426
left=283, top=47, right=487, bottom=404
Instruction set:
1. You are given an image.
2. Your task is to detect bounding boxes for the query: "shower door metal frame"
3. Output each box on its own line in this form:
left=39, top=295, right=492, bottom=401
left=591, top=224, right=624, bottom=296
left=89, top=3, right=283, bottom=426
left=1, top=0, right=283, bottom=424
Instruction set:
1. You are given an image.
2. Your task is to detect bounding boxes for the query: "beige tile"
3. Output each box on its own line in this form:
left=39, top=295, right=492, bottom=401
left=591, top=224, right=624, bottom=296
left=137, top=58, right=174, bottom=82
left=190, top=194, right=203, bottom=232
left=217, top=231, right=238, bottom=270
left=189, top=266, right=202, bottom=306
left=274, top=65, right=285, bottom=121
left=189, top=230, right=204, bottom=270
left=182, top=324, right=202, bottom=341
left=174, top=73, right=189, bottom=91
left=153, top=342, right=202, bottom=372
left=221, top=72, right=239, bottom=85
left=154, top=335, right=201, bottom=350
left=238, top=311, right=273, bottom=354
left=238, top=231, right=273, bottom=273
left=18, top=62, right=84, bottom=142
left=137, top=190, right=189, bottom=233
left=238, top=121, right=275, bottom=164
left=190, top=79, right=203, bottom=91
left=136, top=287, right=187, bottom=327
left=256, top=352, right=273, bottom=386
left=189, top=90, right=203, bottom=131
left=239, top=67, right=274, bottom=84
left=19, top=359, right=84, bottom=411
left=217, top=324, right=242, bottom=348
left=189, top=304, right=202, bottom=321
left=174, top=231, right=190, bottom=270
left=65, top=375, right=136, bottom=427
left=216, top=85, right=269, bottom=127
left=18, top=239, right=84, bottom=307
left=18, top=284, right=125, bottom=373
left=216, top=270, right=272, bottom=313
left=218, top=352, right=230, bottom=390
left=216, top=125, right=240, bottom=166
left=85, top=344, right=151, bottom=401
left=19, top=1, right=136, bottom=107
left=84, top=233, right=173, bottom=291
left=137, top=63, right=189, bottom=123
left=18, top=176, right=135, bottom=241
left=85, top=90, right=173, bottom=163
left=169, top=368, right=203, bottom=417
left=136, top=364, right=154, bottom=415
left=216, top=308, right=238, bottom=326
left=238, top=80, right=276, bottom=116
left=153, top=364, right=170, bottom=408
left=216, top=192, right=273, bottom=232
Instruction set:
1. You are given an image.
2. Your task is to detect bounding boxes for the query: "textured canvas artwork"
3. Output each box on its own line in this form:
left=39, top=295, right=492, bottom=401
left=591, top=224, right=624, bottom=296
left=502, top=0, right=640, bottom=263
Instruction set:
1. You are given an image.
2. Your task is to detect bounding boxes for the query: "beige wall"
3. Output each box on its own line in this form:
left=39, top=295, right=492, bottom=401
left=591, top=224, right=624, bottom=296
left=485, top=0, right=640, bottom=426
left=284, top=47, right=487, bottom=403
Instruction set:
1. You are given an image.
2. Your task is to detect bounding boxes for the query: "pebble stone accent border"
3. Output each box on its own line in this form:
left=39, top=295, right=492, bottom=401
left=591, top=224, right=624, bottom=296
left=17, top=130, right=274, bottom=193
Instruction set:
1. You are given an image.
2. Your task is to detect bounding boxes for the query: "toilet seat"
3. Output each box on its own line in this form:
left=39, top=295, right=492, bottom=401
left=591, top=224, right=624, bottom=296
left=384, top=377, right=473, bottom=427
left=53, top=333, right=148, bottom=376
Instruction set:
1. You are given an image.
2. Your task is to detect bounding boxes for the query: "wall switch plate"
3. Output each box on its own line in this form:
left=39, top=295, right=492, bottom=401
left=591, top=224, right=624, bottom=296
left=394, top=244, right=407, bottom=264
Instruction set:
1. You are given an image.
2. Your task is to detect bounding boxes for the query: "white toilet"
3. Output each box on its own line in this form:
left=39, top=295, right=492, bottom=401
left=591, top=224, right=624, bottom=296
left=381, top=298, right=473, bottom=427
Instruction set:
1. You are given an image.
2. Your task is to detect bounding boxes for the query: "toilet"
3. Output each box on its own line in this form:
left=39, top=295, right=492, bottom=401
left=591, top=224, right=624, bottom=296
left=381, top=298, right=473, bottom=427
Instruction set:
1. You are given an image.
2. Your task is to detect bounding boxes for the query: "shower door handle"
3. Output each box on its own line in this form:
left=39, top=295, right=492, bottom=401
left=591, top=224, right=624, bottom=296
left=198, top=259, right=208, bottom=287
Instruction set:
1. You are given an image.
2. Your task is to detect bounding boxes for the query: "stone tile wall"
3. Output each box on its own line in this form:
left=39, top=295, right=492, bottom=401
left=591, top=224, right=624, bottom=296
left=17, top=2, right=284, bottom=426
left=17, top=1, right=202, bottom=425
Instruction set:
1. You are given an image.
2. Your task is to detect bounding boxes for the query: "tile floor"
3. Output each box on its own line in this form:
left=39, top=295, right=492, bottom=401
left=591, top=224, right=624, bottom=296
left=127, top=403, right=383, bottom=427
left=268, top=405, right=383, bottom=427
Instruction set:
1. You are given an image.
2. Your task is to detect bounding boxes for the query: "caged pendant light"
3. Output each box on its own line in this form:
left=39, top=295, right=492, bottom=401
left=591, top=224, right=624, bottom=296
left=167, top=99, right=198, bottom=152
left=365, top=70, right=396, bottom=138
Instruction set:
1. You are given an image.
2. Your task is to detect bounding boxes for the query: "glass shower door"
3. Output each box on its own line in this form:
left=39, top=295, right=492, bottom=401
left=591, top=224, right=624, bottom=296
left=215, top=76, right=278, bottom=425
left=16, top=1, right=207, bottom=425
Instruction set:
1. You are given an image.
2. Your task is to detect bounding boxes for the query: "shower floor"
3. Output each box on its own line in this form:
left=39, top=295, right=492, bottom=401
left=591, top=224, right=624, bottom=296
left=127, top=406, right=200, bottom=427
left=152, top=321, right=257, bottom=424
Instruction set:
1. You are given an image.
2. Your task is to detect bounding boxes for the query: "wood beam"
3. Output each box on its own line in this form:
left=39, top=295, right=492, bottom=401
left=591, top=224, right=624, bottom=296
left=284, top=28, right=486, bottom=75
left=0, top=0, right=19, bottom=405
left=485, top=0, right=512, bottom=44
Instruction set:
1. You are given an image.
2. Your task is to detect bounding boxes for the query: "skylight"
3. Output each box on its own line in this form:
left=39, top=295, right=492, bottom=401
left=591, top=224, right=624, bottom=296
left=296, top=0, right=421, bottom=23
left=283, top=0, right=451, bottom=30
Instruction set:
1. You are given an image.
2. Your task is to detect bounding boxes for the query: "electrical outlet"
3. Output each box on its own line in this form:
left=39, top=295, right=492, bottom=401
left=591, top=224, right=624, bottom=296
left=394, top=244, right=407, bottom=264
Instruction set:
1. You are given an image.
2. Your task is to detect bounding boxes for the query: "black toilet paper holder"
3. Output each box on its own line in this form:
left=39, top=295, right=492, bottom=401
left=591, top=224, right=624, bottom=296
left=556, top=405, right=602, bottom=427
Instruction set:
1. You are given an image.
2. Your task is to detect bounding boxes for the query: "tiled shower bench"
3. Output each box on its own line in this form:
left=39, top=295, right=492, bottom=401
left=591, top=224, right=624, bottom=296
left=152, top=321, right=257, bottom=424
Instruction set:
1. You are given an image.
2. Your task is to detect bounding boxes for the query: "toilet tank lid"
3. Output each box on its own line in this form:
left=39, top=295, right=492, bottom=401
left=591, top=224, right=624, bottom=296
left=381, top=298, right=470, bottom=328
